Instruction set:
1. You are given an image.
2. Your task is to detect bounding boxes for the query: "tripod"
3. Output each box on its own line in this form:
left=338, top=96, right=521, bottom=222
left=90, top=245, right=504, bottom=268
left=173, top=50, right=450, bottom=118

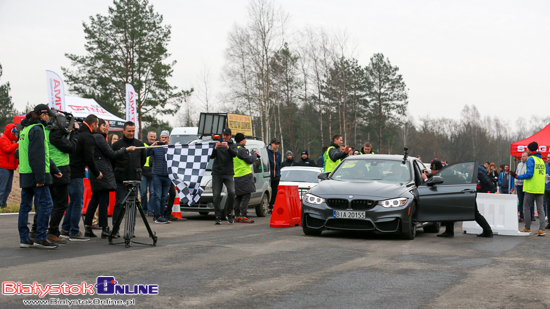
left=109, top=180, right=157, bottom=248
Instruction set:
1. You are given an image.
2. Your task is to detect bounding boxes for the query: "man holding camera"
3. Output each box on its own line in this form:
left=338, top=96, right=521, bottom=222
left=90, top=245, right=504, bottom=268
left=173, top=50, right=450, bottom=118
left=111, top=121, right=147, bottom=235
left=31, top=111, right=79, bottom=244
left=211, top=128, right=238, bottom=225
left=147, top=130, right=178, bottom=224
left=61, top=114, right=102, bottom=242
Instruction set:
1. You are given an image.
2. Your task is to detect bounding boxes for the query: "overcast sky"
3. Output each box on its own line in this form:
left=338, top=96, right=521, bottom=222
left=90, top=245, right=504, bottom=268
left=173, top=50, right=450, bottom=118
left=0, top=0, right=549, bottom=126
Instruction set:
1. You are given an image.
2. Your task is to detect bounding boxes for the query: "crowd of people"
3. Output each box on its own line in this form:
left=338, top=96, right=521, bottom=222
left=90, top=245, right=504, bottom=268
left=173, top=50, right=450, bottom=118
left=1, top=105, right=549, bottom=249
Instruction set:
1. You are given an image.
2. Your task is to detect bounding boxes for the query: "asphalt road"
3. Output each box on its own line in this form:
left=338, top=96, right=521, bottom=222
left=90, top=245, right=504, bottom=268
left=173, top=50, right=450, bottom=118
left=0, top=213, right=549, bottom=309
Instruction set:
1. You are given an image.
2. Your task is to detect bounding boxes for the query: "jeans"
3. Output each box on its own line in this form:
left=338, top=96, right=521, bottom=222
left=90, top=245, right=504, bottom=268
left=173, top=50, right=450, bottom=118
left=269, top=176, right=280, bottom=209
left=140, top=176, right=154, bottom=213
left=84, top=190, right=110, bottom=227
left=517, top=185, right=535, bottom=220
left=524, top=193, right=545, bottom=231
left=212, top=174, right=235, bottom=218
left=0, top=168, right=14, bottom=205
left=19, top=186, right=53, bottom=242
left=62, top=178, right=84, bottom=236
left=153, top=175, right=171, bottom=219
left=32, top=184, right=69, bottom=236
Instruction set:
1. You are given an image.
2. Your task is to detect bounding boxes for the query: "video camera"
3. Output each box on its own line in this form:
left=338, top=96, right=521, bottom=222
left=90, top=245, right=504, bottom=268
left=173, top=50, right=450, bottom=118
left=46, top=108, right=75, bottom=135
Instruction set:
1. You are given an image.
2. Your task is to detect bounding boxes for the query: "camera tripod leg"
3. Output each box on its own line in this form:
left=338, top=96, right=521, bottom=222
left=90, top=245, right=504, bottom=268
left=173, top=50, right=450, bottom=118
left=137, top=201, right=158, bottom=245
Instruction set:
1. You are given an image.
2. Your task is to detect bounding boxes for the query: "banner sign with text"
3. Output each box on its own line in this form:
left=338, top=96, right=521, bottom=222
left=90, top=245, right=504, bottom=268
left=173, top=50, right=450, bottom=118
left=46, top=70, right=66, bottom=111
left=227, top=113, right=253, bottom=136
left=125, top=83, right=138, bottom=138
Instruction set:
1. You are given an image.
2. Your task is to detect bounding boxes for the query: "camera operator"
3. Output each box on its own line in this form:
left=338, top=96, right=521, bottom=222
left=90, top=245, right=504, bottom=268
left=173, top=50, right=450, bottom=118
left=111, top=121, right=147, bottom=236
left=31, top=109, right=79, bottom=245
left=61, top=114, right=102, bottom=242
left=147, top=130, right=178, bottom=224
left=211, top=128, right=238, bottom=225
left=18, top=104, right=62, bottom=249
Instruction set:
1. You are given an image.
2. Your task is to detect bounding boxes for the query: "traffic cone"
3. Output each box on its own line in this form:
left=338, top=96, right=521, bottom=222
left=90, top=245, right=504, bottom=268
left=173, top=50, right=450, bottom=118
left=171, top=197, right=183, bottom=219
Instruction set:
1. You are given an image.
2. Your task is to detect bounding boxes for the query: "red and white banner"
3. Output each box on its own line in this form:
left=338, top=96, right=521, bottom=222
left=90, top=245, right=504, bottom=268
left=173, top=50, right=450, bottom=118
left=125, top=83, right=138, bottom=138
left=46, top=70, right=66, bottom=111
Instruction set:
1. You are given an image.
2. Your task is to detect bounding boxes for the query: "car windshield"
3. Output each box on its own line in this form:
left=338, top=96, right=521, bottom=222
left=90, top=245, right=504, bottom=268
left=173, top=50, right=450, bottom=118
left=281, top=169, right=321, bottom=183
left=331, top=159, right=411, bottom=184
left=170, top=135, right=198, bottom=145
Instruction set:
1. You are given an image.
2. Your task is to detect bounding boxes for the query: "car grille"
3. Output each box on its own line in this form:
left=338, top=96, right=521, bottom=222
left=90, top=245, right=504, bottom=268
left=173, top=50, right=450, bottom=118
left=351, top=200, right=376, bottom=210
left=306, top=215, right=326, bottom=228
left=375, top=219, right=400, bottom=232
left=326, top=219, right=374, bottom=230
left=326, top=199, right=349, bottom=209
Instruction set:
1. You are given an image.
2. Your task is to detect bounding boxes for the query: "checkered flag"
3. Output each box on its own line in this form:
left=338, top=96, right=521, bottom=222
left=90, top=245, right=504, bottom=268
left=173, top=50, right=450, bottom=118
left=165, top=143, right=215, bottom=206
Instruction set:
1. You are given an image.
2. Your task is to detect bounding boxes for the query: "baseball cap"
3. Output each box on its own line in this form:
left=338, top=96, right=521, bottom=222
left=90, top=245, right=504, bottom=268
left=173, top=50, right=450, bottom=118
left=34, top=104, right=50, bottom=114
left=222, top=128, right=232, bottom=135
left=431, top=160, right=443, bottom=170
left=301, top=150, right=308, bottom=155
left=270, top=138, right=280, bottom=145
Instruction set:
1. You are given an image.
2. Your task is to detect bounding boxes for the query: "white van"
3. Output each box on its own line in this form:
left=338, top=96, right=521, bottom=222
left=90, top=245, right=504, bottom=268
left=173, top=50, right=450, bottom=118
left=169, top=127, right=198, bottom=145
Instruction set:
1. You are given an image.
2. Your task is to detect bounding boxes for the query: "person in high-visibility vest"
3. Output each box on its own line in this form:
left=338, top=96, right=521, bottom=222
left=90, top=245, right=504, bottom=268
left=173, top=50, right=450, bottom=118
left=18, top=104, right=63, bottom=249
left=514, top=141, right=546, bottom=236
left=232, top=133, right=258, bottom=223
left=324, top=134, right=352, bottom=173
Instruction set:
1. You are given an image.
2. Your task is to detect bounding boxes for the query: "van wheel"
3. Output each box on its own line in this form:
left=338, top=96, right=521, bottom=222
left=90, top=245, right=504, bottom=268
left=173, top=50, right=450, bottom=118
left=199, top=212, right=209, bottom=216
left=255, top=193, right=269, bottom=217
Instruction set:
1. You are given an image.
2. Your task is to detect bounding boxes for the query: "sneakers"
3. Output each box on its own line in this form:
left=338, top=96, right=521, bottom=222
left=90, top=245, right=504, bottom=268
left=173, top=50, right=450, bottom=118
left=84, top=227, right=97, bottom=238
left=147, top=211, right=154, bottom=217
left=154, top=217, right=171, bottom=224
left=234, top=216, right=242, bottom=223
left=33, top=239, right=59, bottom=249
left=60, top=229, right=70, bottom=239
left=241, top=217, right=254, bottom=223
left=215, top=216, right=221, bottom=225
left=48, top=234, right=67, bottom=244
left=165, top=214, right=180, bottom=221
left=533, top=230, right=546, bottom=236
left=69, top=232, right=90, bottom=241
left=227, top=215, right=234, bottom=224
left=20, top=240, right=34, bottom=248
left=519, top=228, right=531, bottom=233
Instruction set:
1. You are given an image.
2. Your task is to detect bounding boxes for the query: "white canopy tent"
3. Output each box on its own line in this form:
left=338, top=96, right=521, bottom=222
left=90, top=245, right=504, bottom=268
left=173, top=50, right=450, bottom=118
left=64, top=97, right=126, bottom=131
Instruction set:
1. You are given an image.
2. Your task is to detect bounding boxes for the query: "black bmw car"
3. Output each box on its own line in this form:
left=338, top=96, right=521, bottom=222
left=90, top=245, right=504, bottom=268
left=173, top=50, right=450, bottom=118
left=302, top=154, right=478, bottom=239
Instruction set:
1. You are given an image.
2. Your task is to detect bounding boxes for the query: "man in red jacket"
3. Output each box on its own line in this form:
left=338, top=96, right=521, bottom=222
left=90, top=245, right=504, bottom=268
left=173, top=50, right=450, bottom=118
left=0, top=123, right=19, bottom=208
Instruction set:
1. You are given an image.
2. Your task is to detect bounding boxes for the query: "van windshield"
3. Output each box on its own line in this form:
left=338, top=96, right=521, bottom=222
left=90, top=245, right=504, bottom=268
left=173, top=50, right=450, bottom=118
left=170, top=135, right=198, bottom=145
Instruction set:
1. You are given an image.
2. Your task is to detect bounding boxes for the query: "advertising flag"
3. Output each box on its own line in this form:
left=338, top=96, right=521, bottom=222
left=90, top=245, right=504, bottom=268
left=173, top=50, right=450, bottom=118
left=46, top=70, right=66, bottom=111
left=125, top=83, right=138, bottom=138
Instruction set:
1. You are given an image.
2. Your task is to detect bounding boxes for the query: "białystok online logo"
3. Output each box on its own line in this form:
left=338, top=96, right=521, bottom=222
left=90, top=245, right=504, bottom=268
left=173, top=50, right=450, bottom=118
left=2, top=276, right=158, bottom=297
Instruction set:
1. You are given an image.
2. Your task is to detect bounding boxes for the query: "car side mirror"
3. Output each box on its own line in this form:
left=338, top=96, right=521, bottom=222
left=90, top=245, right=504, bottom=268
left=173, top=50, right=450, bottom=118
left=318, top=172, right=330, bottom=181
left=427, top=176, right=444, bottom=186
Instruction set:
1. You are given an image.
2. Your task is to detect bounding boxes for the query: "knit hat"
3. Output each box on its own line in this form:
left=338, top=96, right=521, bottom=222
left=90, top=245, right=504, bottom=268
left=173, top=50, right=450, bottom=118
left=235, top=133, right=245, bottom=143
left=301, top=150, right=308, bottom=155
left=160, top=130, right=170, bottom=137
left=528, top=142, right=538, bottom=152
left=286, top=150, right=293, bottom=156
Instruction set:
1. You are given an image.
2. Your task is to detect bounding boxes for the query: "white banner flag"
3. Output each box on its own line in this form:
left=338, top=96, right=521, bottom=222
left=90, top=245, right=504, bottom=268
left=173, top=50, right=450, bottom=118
left=46, top=70, right=66, bottom=111
left=125, top=83, right=138, bottom=138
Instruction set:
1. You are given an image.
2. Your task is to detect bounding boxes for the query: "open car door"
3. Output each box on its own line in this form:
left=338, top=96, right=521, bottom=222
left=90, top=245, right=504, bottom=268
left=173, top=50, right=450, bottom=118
left=416, top=161, right=478, bottom=222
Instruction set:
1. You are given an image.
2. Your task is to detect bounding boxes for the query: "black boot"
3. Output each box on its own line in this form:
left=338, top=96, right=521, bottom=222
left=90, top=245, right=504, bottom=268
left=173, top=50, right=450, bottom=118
left=84, top=226, right=97, bottom=238
left=476, top=230, right=493, bottom=238
left=101, top=227, right=110, bottom=239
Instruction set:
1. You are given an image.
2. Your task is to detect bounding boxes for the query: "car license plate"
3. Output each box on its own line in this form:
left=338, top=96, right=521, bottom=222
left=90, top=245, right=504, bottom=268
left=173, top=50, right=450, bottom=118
left=333, top=210, right=365, bottom=219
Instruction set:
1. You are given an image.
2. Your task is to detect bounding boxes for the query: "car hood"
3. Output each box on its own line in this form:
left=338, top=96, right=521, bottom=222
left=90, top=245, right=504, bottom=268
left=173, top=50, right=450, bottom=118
left=309, top=180, right=410, bottom=199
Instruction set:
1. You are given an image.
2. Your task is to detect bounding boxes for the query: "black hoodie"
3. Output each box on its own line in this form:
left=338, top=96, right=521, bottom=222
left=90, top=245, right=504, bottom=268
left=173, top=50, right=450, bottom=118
left=69, top=123, right=100, bottom=179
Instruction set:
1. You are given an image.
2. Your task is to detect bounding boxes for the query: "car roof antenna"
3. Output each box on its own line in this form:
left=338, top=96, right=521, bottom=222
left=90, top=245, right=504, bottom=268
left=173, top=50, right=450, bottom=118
left=402, top=147, right=409, bottom=164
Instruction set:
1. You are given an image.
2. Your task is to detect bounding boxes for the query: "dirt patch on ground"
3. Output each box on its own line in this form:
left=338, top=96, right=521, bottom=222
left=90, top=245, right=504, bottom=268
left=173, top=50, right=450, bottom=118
left=6, top=169, right=21, bottom=207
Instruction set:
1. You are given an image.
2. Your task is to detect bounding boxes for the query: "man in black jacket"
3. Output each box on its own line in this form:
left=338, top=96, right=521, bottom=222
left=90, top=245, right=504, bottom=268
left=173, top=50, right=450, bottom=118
left=111, top=121, right=147, bottom=234
left=211, top=128, right=238, bottom=225
left=31, top=119, right=79, bottom=244
left=297, top=150, right=316, bottom=166
left=61, top=114, right=102, bottom=241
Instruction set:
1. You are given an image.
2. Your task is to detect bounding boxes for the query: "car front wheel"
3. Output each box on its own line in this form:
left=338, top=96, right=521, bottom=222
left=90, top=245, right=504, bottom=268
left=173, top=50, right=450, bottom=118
left=402, top=206, right=417, bottom=240
left=301, top=213, right=322, bottom=236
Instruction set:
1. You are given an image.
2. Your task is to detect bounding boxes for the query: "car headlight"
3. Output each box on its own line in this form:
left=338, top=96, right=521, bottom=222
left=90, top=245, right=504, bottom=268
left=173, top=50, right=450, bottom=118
left=204, top=179, right=213, bottom=191
left=304, top=193, right=325, bottom=205
left=379, top=198, right=408, bottom=208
